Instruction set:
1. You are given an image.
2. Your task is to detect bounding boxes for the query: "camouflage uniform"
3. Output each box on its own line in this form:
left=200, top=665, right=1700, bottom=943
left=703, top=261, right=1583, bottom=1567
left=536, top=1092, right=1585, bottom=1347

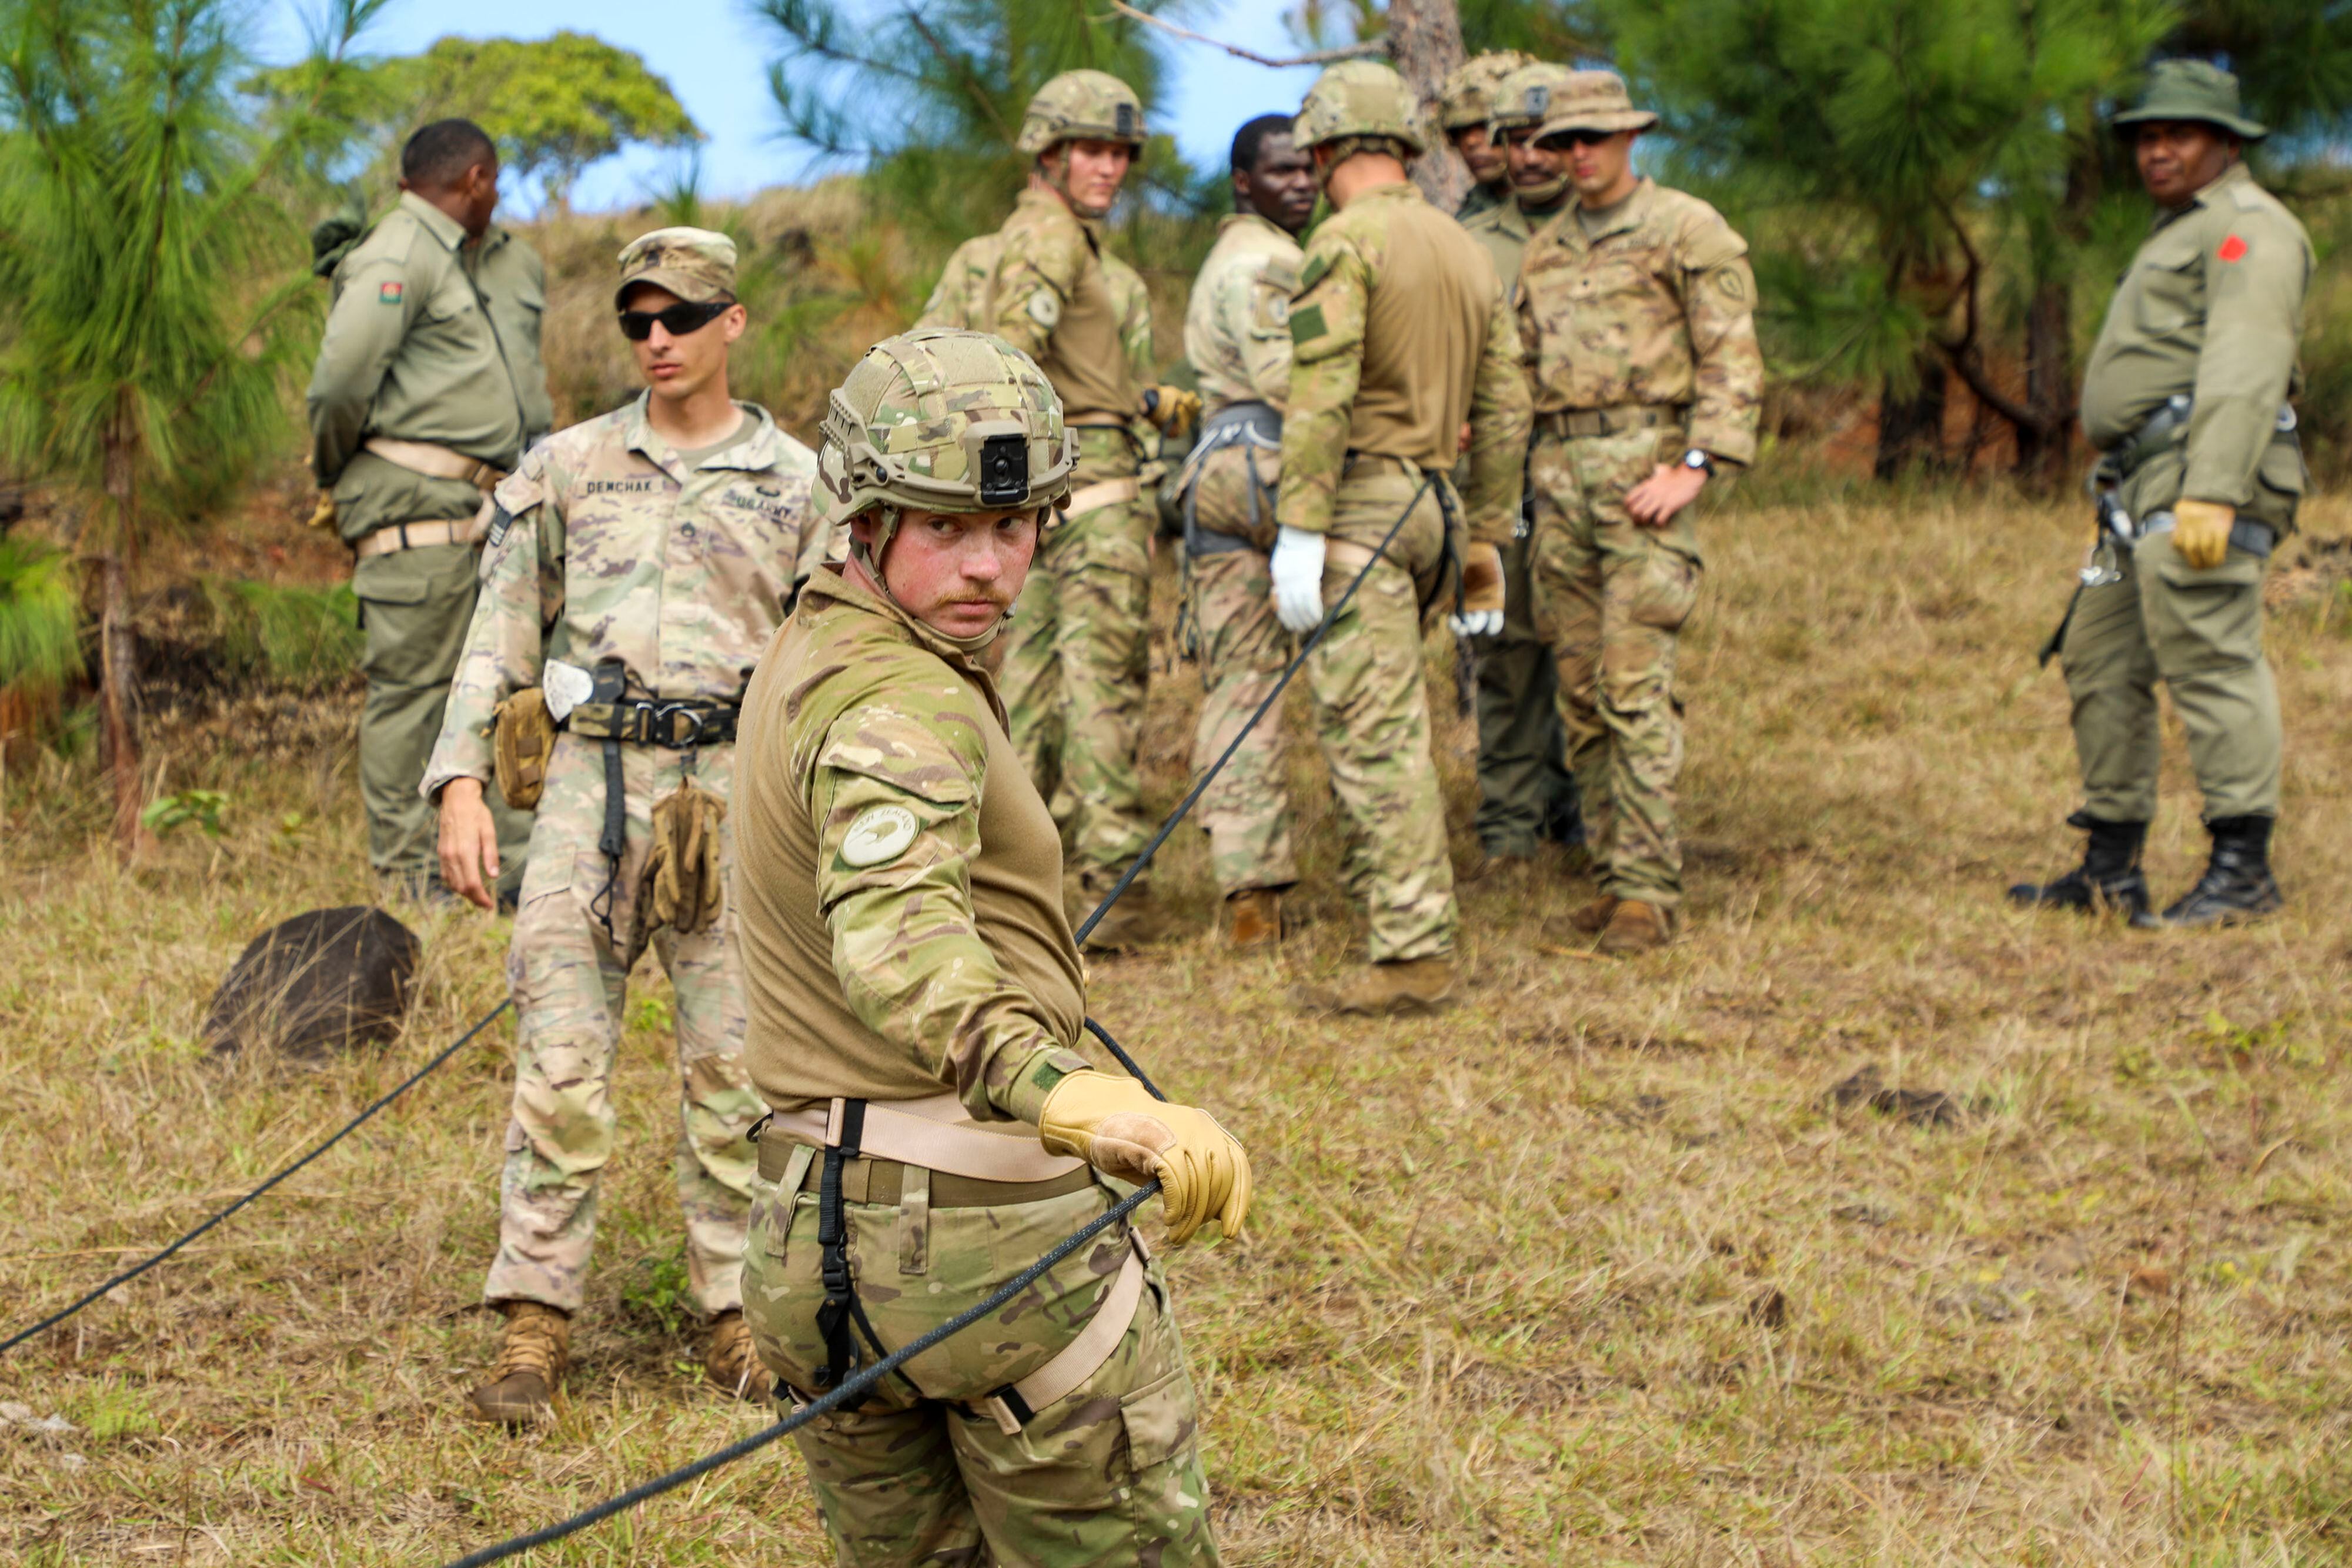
left=1281, top=65, right=1533, bottom=964
left=308, top=191, right=550, bottom=896
left=917, top=73, right=1160, bottom=898
left=731, top=330, right=1221, bottom=1565
left=422, top=233, right=825, bottom=1316
left=1181, top=210, right=1304, bottom=896
left=1515, top=75, right=1762, bottom=915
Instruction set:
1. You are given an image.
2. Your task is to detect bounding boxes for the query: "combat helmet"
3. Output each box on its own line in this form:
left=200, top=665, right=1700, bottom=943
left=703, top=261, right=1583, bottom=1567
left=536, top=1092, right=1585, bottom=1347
left=1017, top=70, right=1148, bottom=156
left=817, top=328, right=1078, bottom=575
left=1488, top=62, right=1582, bottom=135
left=1293, top=60, right=1430, bottom=158
left=1439, top=51, right=1535, bottom=132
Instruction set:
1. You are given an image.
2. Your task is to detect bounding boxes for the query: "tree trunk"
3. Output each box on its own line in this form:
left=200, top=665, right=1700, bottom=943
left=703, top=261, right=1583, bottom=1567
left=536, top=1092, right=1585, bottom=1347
left=99, top=400, right=149, bottom=853
left=2016, top=279, right=2072, bottom=484
left=1386, top=0, right=1468, bottom=209
left=1875, top=356, right=1949, bottom=481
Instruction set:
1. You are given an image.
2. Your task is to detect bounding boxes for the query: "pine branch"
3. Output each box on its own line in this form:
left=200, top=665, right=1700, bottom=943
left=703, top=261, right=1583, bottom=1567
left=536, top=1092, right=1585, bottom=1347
left=1101, top=0, right=1385, bottom=67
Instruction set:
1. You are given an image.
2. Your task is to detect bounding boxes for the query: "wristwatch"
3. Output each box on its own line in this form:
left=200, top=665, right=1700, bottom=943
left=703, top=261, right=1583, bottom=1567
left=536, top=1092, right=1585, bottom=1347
left=1681, top=448, right=1715, bottom=479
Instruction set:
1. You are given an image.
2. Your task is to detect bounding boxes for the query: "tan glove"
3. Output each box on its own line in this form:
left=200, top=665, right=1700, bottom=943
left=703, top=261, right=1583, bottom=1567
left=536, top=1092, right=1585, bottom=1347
left=307, top=490, right=338, bottom=533
left=1038, top=1069, right=1251, bottom=1245
left=636, top=777, right=727, bottom=937
left=1144, top=385, right=1202, bottom=440
left=2171, top=499, right=2234, bottom=570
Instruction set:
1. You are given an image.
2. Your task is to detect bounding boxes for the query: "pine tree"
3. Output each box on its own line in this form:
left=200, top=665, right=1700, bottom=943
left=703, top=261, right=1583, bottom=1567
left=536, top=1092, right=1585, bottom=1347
left=0, top=0, right=384, bottom=847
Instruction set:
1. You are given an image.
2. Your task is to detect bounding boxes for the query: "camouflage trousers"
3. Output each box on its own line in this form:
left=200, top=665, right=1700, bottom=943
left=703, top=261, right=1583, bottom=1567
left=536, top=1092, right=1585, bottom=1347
left=1472, top=533, right=1578, bottom=858
left=1185, top=448, right=1295, bottom=898
left=998, top=427, right=1155, bottom=885
left=485, top=732, right=766, bottom=1316
left=1527, top=428, right=1703, bottom=910
left=743, top=1158, right=1219, bottom=1567
left=1307, top=462, right=1459, bottom=963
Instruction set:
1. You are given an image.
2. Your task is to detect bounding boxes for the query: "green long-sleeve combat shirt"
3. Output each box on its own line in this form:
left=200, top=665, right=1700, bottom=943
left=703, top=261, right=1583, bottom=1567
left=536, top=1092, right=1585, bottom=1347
left=305, top=193, right=553, bottom=543
left=2080, top=161, right=2312, bottom=511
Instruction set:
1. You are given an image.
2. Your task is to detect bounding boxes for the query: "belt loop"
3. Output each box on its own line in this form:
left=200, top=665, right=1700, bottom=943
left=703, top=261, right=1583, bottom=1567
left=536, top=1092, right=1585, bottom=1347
left=897, top=1164, right=931, bottom=1276
left=779, top=1140, right=814, bottom=1201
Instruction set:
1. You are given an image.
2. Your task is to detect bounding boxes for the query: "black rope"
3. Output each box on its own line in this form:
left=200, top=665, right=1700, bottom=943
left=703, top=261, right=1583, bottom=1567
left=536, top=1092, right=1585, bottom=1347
left=0, top=998, right=514, bottom=1358
left=1072, top=471, right=1435, bottom=946
left=436, top=1181, right=1158, bottom=1568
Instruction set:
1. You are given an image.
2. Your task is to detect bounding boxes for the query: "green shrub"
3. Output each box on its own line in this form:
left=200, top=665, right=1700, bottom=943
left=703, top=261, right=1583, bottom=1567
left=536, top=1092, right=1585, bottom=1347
left=0, top=537, right=82, bottom=697
left=201, top=577, right=362, bottom=691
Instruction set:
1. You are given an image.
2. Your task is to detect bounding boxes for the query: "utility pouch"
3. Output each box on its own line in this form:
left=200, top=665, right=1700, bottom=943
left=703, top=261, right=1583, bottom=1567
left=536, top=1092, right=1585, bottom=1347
left=490, top=688, right=556, bottom=810
left=635, top=775, right=728, bottom=938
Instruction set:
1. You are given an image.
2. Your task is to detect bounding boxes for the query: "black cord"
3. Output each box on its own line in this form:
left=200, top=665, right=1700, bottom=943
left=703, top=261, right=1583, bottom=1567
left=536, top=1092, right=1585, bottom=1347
left=436, top=1181, right=1158, bottom=1568
left=1071, top=472, right=1435, bottom=946
left=0, top=999, right=514, bottom=1358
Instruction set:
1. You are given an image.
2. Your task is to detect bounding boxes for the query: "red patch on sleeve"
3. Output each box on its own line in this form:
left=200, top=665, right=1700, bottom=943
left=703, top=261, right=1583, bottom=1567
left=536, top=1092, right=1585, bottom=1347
left=377, top=280, right=405, bottom=303
left=2217, top=235, right=2249, bottom=263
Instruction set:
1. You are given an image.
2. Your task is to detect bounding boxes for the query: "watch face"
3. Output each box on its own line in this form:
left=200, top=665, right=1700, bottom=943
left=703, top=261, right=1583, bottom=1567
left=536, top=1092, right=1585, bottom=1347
left=1683, top=450, right=1709, bottom=470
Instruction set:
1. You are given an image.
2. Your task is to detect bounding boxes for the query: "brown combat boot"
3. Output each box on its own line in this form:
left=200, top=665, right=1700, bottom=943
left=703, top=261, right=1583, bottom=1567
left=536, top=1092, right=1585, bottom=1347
left=704, top=1309, right=771, bottom=1401
left=1227, top=889, right=1282, bottom=949
left=1538, top=894, right=1618, bottom=949
left=1598, top=900, right=1672, bottom=955
left=468, top=1300, right=571, bottom=1426
left=1292, top=957, right=1457, bottom=1016
left=1077, top=879, right=1170, bottom=955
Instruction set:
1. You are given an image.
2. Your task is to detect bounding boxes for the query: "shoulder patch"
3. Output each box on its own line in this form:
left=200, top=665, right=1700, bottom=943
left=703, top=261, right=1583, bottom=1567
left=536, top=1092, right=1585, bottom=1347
left=1261, top=255, right=1301, bottom=294
left=377, top=280, right=405, bottom=305
left=2218, top=234, right=2249, bottom=263
left=841, top=803, right=921, bottom=867
left=1027, top=290, right=1062, bottom=329
left=1288, top=303, right=1328, bottom=344
left=1298, top=252, right=1334, bottom=295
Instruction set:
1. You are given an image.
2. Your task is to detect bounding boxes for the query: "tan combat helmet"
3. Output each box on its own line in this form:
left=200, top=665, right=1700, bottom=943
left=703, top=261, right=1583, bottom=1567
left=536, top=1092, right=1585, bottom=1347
left=1438, top=50, right=1536, bottom=133
left=817, top=328, right=1078, bottom=576
left=1292, top=60, right=1431, bottom=159
left=1017, top=70, right=1148, bottom=156
left=1488, top=62, right=1583, bottom=136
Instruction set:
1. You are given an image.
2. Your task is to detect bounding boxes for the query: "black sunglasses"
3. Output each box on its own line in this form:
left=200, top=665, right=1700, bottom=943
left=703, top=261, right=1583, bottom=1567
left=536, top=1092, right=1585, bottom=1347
left=1540, top=128, right=1617, bottom=149
left=618, top=299, right=733, bottom=341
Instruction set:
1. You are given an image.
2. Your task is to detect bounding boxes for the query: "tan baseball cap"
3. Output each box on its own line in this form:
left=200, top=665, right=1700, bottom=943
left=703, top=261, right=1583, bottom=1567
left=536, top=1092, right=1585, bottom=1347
left=615, top=226, right=737, bottom=310
left=1532, top=70, right=1661, bottom=143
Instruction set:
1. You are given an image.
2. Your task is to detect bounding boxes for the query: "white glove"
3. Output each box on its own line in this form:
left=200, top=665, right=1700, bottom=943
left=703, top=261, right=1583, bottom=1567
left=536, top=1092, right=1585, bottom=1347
left=1446, top=540, right=1505, bottom=637
left=1269, top=526, right=1328, bottom=635
left=1448, top=608, right=1504, bottom=637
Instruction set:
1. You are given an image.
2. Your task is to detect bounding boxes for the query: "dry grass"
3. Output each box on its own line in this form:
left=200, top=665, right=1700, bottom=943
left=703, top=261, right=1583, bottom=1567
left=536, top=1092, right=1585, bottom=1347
left=6, top=479, right=2352, bottom=1565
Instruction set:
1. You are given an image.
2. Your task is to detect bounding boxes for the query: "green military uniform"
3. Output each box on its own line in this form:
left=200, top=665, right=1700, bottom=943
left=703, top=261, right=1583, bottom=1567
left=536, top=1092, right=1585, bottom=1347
left=1280, top=64, right=1533, bottom=972
left=732, top=330, right=1223, bottom=1566
left=2016, top=62, right=2308, bottom=928
left=1459, top=62, right=1585, bottom=861
left=308, top=190, right=550, bottom=896
left=1514, top=73, right=1762, bottom=927
left=1179, top=210, right=1305, bottom=903
left=916, top=72, right=1162, bottom=921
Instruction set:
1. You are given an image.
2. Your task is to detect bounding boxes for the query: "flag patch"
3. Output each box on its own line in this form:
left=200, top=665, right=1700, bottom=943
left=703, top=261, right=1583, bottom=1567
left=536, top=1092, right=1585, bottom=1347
left=2217, top=235, right=2249, bottom=263
left=378, top=280, right=405, bottom=303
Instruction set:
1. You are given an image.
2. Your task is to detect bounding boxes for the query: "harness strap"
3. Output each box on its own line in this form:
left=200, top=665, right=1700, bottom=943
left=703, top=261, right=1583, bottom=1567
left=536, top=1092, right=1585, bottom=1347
left=981, top=1232, right=1150, bottom=1436
left=811, top=1100, right=867, bottom=1391
left=762, top=1094, right=1085, bottom=1183
left=1064, top=476, right=1141, bottom=518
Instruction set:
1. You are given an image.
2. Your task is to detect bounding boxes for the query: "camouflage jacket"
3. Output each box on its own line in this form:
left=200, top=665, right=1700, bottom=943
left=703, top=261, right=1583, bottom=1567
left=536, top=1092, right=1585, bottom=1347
left=2080, top=161, right=2311, bottom=509
left=732, top=568, right=1093, bottom=1124
left=1515, top=178, right=1763, bottom=467
left=1184, top=212, right=1303, bottom=413
left=419, top=394, right=822, bottom=799
left=1278, top=182, right=1532, bottom=546
left=917, top=188, right=1146, bottom=422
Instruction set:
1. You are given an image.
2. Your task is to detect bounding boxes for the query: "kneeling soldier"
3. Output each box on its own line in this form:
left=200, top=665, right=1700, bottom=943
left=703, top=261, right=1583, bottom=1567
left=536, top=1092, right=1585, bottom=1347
left=425, top=228, right=827, bottom=1422
left=732, top=327, right=1250, bottom=1565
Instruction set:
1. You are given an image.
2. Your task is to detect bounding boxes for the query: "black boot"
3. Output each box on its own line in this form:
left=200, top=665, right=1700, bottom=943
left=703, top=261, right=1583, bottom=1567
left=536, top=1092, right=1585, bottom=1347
left=2132, top=815, right=2281, bottom=930
left=2007, top=811, right=2149, bottom=918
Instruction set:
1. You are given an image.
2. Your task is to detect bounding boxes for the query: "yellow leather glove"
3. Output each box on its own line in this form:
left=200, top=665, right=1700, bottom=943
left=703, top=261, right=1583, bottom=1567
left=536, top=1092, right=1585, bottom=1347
left=1143, top=385, right=1202, bottom=439
left=306, top=490, right=338, bottom=533
left=2171, top=499, right=2234, bottom=570
left=1038, top=1069, right=1251, bottom=1245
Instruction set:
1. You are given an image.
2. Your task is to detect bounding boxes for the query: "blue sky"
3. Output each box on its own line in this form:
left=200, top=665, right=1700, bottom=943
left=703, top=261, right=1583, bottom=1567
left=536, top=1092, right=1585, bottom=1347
left=254, top=0, right=1326, bottom=212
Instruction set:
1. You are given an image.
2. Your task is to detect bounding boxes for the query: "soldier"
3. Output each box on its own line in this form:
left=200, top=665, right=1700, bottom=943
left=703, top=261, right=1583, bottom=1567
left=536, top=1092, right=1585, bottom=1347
left=1437, top=51, right=1534, bottom=222
left=1275, top=62, right=1532, bottom=1013
left=1176, top=113, right=1318, bottom=947
left=1515, top=72, right=1762, bottom=956
left=914, top=71, right=1197, bottom=952
left=423, top=229, right=826, bottom=1423
left=1461, top=62, right=1586, bottom=871
left=308, top=119, right=550, bottom=904
left=2009, top=62, right=2309, bottom=929
left=731, top=327, right=1250, bottom=1564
